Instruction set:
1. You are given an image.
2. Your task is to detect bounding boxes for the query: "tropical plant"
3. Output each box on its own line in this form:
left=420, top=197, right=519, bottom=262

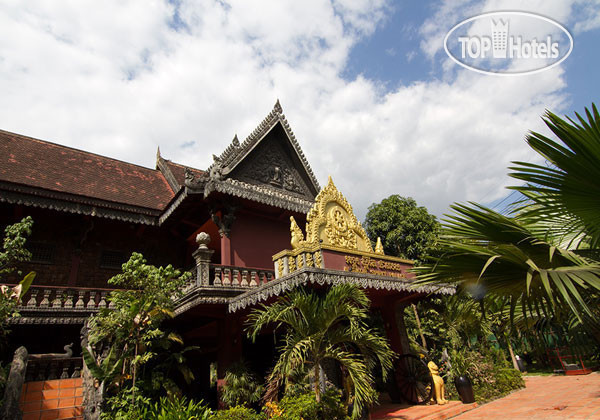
left=364, top=195, right=440, bottom=262
left=149, top=396, right=213, bottom=420
left=209, top=405, right=265, bottom=420
left=444, top=346, right=524, bottom=402
left=0, top=216, right=35, bottom=339
left=269, top=389, right=349, bottom=420
left=246, top=284, right=395, bottom=419
left=221, top=360, right=264, bottom=408
left=84, top=252, right=191, bottom=408
left=415, top=105, right=600, bottom=334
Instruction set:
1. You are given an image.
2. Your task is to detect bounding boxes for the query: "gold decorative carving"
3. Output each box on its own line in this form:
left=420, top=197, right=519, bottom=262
left=290, top=216, right=306, bottom=249
left=314, top=251, right=322, bottom=268
left=297, top=255, right=304, bottom=269
left=286, top=177, right=372, bottom=253
left=288, top=256, right=296, bottom=273
left=375, top=237, right=384, bottom=255
left=277, top=259, right=283, bottom=278
left=305, top=176, right=373, bottom=252
left=305, top=253, right=314, bottom=267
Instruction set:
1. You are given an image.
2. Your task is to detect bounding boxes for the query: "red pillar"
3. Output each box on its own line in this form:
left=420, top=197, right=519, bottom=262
left=220, top=235, right=232, bottom=265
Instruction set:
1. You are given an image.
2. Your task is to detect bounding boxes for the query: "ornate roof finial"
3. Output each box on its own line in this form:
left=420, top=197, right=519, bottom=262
left=375, top=237, right=385, bottom=255
left=304, top=175, right=374, bottom=252
left=232, top=134, right=240, bottom=148
left=155, top=146, right=162, bottom=168
left=274, top=99, right=283, bottom=114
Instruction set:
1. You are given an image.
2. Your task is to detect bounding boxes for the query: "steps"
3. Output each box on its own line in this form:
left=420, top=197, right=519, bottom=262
left=19, top=378, right=84, bottom=420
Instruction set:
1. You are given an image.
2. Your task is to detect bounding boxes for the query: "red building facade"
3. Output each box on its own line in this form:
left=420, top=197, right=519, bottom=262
left=1, top=101, right=452, bottom=410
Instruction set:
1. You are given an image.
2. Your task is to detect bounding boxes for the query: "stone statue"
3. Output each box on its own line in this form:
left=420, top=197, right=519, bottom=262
left=427, top=361, right=448, bottom=405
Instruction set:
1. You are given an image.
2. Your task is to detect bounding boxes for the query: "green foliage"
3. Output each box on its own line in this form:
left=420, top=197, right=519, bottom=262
left=364, top=195, right=439, bottom=262
left=101, top=387, right=151, bottom=420
left=404, top=296, right=488, bottom=356
left=221, top=360, right=264, bottom=408
left=0, top=217, right=35, bottom=339
left=445, top=347, right=524, bottom=403
left=102, top=391, right=212, bottom=420
left=81, top=345, right=123, bottom=385
left=209, top=405, right=265, bottom=420
left=509, top=104, right=600, bottom=247
left=416, top=104, right=600, bottom=330
left=149, top=396, right=213, bottom=420
left=273, top=390, right=349, bottom=420
left=246, top=284, right=395, bottom=419
left=0, top=216, right=33, bottom=276
left=84, top=252, right=191, bottom=411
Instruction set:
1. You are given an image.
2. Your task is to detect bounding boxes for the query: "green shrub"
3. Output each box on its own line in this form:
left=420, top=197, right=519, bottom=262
left=149, top=396, right=213, bottom=420
left=446, top=347, right=524, bottom=403
left=101, top=387, right=151, bottom=420
left=102, top=391, right=212, bottom=420
left=221, top=360, right=264, bottom=408
left=209, top=405, right=265, bottom=420
left=268, top=390, right=349, bottom=420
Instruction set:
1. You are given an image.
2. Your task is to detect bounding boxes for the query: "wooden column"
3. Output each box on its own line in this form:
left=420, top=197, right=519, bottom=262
left=220, top=235, right=231, bottom=266
left=380, top=300, right=411, bottom=355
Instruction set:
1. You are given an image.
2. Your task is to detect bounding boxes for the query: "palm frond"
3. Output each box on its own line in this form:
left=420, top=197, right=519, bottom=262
left=509, top=104, right=600, bottom=247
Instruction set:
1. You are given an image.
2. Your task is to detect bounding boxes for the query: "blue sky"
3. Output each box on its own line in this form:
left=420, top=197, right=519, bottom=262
left=0, top=0, right=598, bottom=220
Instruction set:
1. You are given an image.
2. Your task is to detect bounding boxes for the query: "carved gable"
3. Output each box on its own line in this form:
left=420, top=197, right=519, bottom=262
left=227, top=124, right=317, bottom=200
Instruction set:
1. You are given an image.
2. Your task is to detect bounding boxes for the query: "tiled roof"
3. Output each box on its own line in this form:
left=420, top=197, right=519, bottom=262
left=165, top=160, right=204, bottom=188
left=0, top=129, right=175, bottom=211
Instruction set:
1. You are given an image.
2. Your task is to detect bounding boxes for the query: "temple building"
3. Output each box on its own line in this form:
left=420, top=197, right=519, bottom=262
left=0, top=101, right=452, bottom=412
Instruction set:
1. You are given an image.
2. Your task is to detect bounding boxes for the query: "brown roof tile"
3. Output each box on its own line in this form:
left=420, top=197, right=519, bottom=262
left=0, top=129, right=175, bottom=210
left=164, top=160, right=204, bottom=188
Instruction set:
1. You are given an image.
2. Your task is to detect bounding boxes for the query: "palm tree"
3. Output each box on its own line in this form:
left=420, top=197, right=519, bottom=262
left=414, top=105, right=600, bottom=336
left=246, top=284, right=395, bottom=419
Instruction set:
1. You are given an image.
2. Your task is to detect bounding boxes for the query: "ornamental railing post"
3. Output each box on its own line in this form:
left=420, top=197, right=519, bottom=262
left=192, top=232, right=215, bottom=287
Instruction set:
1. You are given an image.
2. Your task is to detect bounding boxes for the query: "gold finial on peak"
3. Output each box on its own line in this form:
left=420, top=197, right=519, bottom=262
left=290, top=216, right=305, bottom=249
left=375, top=237, right=384, bottom=255
left=304, top=176, right=373, bottom=253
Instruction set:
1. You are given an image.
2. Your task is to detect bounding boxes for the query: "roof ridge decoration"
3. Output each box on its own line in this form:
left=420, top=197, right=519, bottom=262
left=202, top=100, right=320, bottom=191
left=290, top=176, right=374, bottom=253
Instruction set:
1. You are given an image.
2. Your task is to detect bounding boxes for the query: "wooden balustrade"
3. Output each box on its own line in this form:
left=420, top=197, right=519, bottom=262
left=25, top=357, right=83, bottom=382
left=210, top=265, right=273, bottom=288
left=18, top=287, right=113, bottom=311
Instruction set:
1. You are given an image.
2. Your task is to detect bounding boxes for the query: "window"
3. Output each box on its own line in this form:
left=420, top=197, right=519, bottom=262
left=99, top=250, right=126, bottom=269
left=29, top=242, right=55, bottom=264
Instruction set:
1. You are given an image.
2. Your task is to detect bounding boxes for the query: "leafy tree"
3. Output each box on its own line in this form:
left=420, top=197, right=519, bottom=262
left=0, top=216, right=35, bottom=339
left=415, top=105, right=600, bottom=335
left=364, top=195, right=439, bottom=262
left=246, top=284, right=395, bottom=420
left=84, top=252, right=191, bottom=408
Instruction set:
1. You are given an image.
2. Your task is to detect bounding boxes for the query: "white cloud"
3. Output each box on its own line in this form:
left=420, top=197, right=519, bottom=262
left=0, top=0, right=591, bottom=221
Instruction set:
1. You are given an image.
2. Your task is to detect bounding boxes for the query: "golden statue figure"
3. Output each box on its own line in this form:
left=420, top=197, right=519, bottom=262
left=427, top=361, right=448, bottom=405
left=290, top=216, right=305, bottom=249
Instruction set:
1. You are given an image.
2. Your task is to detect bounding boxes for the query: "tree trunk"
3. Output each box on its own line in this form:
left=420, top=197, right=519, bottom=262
left=505, top=333, right=520, bottom=371
left=412, top=304, right=427, bottom=350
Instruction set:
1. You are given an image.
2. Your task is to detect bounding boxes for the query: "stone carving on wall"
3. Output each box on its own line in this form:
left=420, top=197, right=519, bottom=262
left=232, top=138, right=312, bottom=198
